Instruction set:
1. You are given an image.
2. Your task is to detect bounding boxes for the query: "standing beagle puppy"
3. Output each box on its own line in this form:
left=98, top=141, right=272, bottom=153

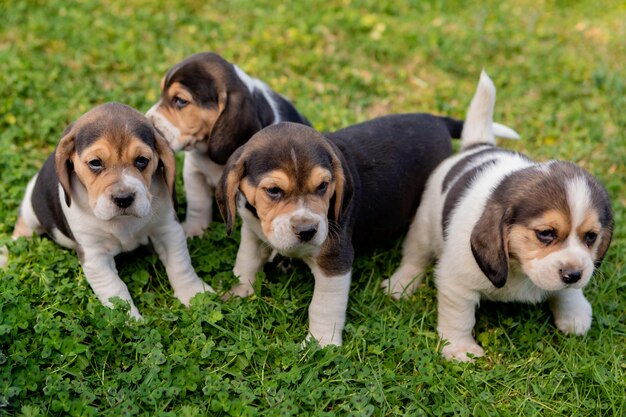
left=12, top=103, right=213, bottom=318
left=215, top=111, right=519, bottom=347
left=383, top=72, right=614, bottom=361
left=146, top=52, right=310, bottom=237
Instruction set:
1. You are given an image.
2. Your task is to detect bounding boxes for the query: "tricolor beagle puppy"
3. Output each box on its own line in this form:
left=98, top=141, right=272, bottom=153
left=215, top=112, right=519, bottom=347
left=146, top=52, right=310, bottom=237
left=12, top=103, right=213, bottom=318
left=383, top=72, right=614, bottom=361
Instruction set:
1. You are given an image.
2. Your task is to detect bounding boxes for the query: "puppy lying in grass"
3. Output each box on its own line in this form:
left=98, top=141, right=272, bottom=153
left=383, top=72, right=614, bottom=361
left=215, top=108, right=519, bottom=347
left=10, top=103, right=213, bottom=318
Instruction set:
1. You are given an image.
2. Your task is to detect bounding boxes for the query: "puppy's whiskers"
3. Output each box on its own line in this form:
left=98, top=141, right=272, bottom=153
left=325, top=220, right=341, bottom=246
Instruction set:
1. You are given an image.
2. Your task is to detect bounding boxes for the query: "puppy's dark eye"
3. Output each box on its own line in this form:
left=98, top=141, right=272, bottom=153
left=265, top=186, right=284, bottom=200
left=317, top=181, right=329, bottom=195
left=173, top=96, right=189, bottom=109
left=135, top=156, right=150, bottom=171
left=584, top=231, right=598, bottom=247
left=536, top=229, right=557, bottom=244
left=88, top=159, right=103, bottom=171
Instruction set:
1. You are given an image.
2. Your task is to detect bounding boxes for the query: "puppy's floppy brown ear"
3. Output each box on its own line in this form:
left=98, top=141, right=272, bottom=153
left=327, top=141, right=354, bottom=224
left=215, top=146, right=246, bottom=234
left=208, top=81, right=262, bottom=165
left=593, top=208, right=614, bottom=269
left=154, top=131, right=177, bottom=205
left=54, top=123, right=76, bottom=206
left=470, top=201, right=512, bottom=288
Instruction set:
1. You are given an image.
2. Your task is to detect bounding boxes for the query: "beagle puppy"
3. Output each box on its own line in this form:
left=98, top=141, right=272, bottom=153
left=12, top=103, right=213, bottom=318
left=146, top=52, right=310, bottom=237
left=383, top=72, right=614, bottom=361
left=215, top=112, right=519, bottom=347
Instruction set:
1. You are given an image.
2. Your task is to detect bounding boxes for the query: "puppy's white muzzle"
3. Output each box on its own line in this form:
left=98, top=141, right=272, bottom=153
left=269, top=207, right=328, bottom=257
left=525, top=244, right=594, bottom=291
left=146, top=104, right=186, bottom=151
left=93, top=174, right=151, bottom=220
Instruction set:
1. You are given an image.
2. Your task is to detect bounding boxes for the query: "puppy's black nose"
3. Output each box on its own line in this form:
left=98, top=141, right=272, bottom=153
left=294, top=224, right=317, bottom=242
left=560, top=269, right=582, bottom=284
left=113, top=193, right=135, bottom=209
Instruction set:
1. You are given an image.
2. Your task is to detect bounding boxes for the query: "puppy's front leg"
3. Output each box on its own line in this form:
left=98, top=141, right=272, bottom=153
left=150, top=220, right=214, bottom=306
left=436, top=279, right=483, bottom=361
left=549, top=288, right=592, bottom=335
left=80, top=249, right=142, bottom=319
left=381, top=210, right=433, bottom=299
left=181, top=155, right=213, bottom=237
left=305, top=261, right=351, bottom=347
left=225, top=224, right=271, bottom=299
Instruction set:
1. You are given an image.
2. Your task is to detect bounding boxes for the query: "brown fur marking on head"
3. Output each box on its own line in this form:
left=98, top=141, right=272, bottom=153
left=216, top=122, right=354, bottom=237
left=470, top=160, right=616, bottom=286
left=468, top=163, right=575, bottom=287
left=508, top=209, right=571, bottom=266
left=152, top=53, right=263, bottom=164
left=156, top=81, right=223, bottom=149
left=56, top=103, right=173, bottom=208
left=71, top=135, right=157, bottom=208
left=249, top=168, right=333, bottom=238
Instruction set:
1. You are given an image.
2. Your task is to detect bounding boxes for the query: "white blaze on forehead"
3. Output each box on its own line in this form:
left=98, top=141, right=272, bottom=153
left=566, top=176, right=592, bottom=230
left=121, top=172, right=146, bottom=190
left=291, top=148, right=298, bottom=172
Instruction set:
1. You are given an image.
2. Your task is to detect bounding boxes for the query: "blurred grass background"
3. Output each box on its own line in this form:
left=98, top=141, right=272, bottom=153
left=0, top=1, right=624, bottom=416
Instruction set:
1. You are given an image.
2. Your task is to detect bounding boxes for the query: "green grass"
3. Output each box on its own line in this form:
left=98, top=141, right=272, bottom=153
left=1, top=0, right=625, bottom=415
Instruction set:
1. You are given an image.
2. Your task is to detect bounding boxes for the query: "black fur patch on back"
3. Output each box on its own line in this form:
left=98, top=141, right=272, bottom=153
left=441, top=160, right=498, bottom=239
left=441, top=145, right=504, bottom=192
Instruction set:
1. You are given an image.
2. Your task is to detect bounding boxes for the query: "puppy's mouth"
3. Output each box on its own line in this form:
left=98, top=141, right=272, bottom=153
left=273, top=240, right=323, bottom=258
left=182, top=136, right=202, bottom=151
left=94, top=205, right=149, bottom=221
left=92, top=187, right=152, bottom=221
left=172, top=134, right=208, bottom=152
left=114, top=209, right=145, bottom=218
left=523, top=261, right=592, bottom=292
left=266, top=219, right=328, bottom=258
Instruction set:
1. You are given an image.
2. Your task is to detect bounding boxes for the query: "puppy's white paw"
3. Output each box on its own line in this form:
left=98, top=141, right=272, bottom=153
left=302, top=332, right=342, bottom=348
left=222, top=282, right=254, bottom=300
left=182, top=221, right=206, bottom=238
left=174, top=279, right=214, bottom=306
left=128, top=304, right=143, bottom=321
left=554, top=298, right=592, bottom=335
left=381, top=265, right=422, bottom=300
left=441, top=341, right=485, bottom=362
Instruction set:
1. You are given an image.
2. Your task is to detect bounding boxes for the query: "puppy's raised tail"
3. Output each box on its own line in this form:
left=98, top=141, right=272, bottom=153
left=461, top=71, right=519, bottom=149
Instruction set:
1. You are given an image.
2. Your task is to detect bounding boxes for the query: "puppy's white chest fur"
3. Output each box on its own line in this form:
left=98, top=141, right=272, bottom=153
left=186, top=149, right=223, bottom=188
left=479, top=264, right=550, bottom=304
left=62, top=183, right=160, bottom=255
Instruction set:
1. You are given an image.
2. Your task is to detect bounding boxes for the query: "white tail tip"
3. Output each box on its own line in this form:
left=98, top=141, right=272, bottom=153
left=493, top=122, right=520, bottom=140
